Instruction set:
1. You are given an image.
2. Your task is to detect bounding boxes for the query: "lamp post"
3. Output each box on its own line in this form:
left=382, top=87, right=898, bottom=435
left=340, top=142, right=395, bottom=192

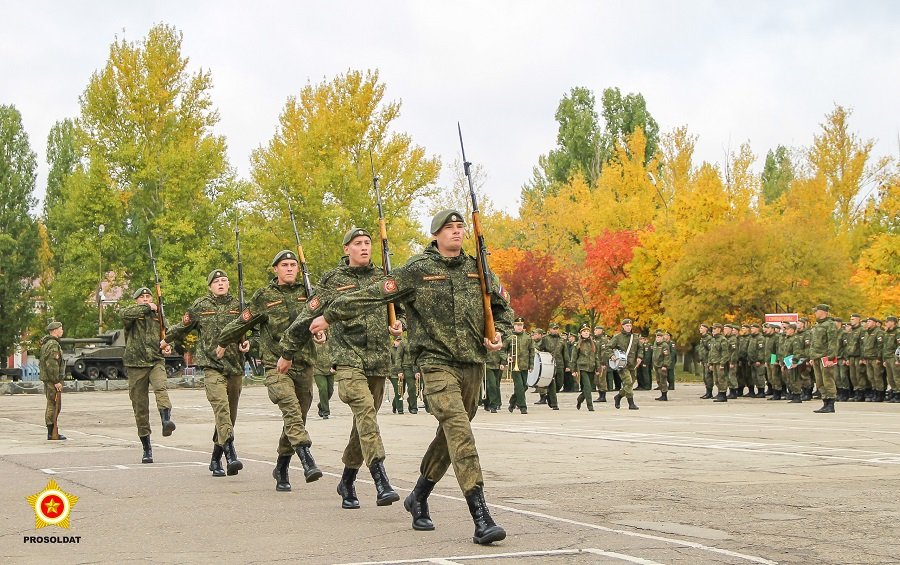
left=98, top=224, right=105, bottom=334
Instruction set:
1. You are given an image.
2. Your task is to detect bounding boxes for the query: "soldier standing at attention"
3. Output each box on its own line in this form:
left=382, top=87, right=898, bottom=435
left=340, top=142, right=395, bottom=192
left=163, top=270, right=249, bottom=476
left=796, top=318, right=814, bottom=400
left=846, top=314, right=865, bottom=401
left=698, top=324, right=713, bottom=399
left=708, top=323, right=728, bottom=402
left=724, top=325, right=739, bottom=398
left=747, top=324, right=767, bottom=398
left=314, top=337, right=336, bottom=418
left=651, top=330, right=670, bottom=401
left=809, top=304, right=839, bottom=413
left=122, top=287, right=176, bottom=464
left=505, top=317, right=534, bottom=414
left=608, top=318, right=642, bottom=410
left=217, top=250, right=322, bottom=492
left=861, top=316, right=886, bottom=402
left=573, top=325, right=597, bottom=411
left=664, top=332, right=677, bottom=391
left=312, top=209, right=513, bottom=545
left=882, top=316, right=899, bottom=402
left=763, top=323, right=781, bottom=399
left=40, top=321, right=66, bottom=440
left=279, top=227, right=403, bottom=509
left=836, top=320, right=851, bottom=401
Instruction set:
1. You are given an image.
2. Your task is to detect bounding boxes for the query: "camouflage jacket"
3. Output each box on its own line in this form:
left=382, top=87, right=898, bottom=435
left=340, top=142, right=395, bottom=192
left=708, top=334, right=726, bottom=365
left=608, top=331, right=642, bottom=368
left=737, top=334, right=749, bottom=361
left=321, top=243, right=514, bottom=368
left=540, top=333, right=566, bottom=364
left=882, top=328, right=899, bottom=360
left=763, top=333, right=778, bottom=363
left=313, top=339, right=333, bottom=376
left=746, top=333, right=765, bottom=363
left=797, top=329, right=811, bottom=357
left=809, top=317, right=839, bottom=359
left=726, top=334, right=739, bottom=364
left=698, top=333, right=711, bottom=364
left=593, top=334, right=610, bottom=369
left=281, top=258, right=405, bottom=377
left=862, top=327, right=884, bottom=359
left=651, top=342, right=670, bottom=369
left=217, top=278, right=314, bottom=369
left=571, top=339, right=597, bottom=372
left=846, top=324, right=863, bottom=356
left=165, top=292, right=244, bottom=375
left=39, top=335, right=65, bottom=384
left=505, top=331, right=535, bottom=371
left=121, top=303, right=166, bottom=367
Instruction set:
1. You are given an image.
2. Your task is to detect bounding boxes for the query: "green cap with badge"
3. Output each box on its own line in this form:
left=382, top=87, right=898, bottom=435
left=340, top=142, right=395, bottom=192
left=342, top=227, right=372, bottom=246
left=207, top=269, right=228, bottom=286
left=271, top=250, right=297, bottom=266
left=132, top=287, right=152, bottom=299
left=46, top=321, right=62, bottom=332
left=430, top=209, right=466, bottom=234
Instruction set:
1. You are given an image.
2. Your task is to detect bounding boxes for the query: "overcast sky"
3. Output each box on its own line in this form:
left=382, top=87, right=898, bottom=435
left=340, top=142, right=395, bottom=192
left=2, top=1, right=898, bottom=220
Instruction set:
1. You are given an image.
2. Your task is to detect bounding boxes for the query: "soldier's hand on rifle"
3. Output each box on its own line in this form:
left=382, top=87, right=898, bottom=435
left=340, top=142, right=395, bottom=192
left=276, top=356, right=292, bottom=374
left=161, top=344, right=172, bottom=355
left=239, top=340, right=251, bottom=353
left=215, top=345, right=226, bottom=359
left=484, top=333, right=502, bottom=352
left=54, top=382, right=63, bottom=392
left=310, top=316, right=329, bottom=335
left=160, top=339, right=169, bottom=350
left=388, top=320, right=403, bottom=337
left=312, top=332, right=326, bottom=344
left=148, top=302, right=158, bottom=312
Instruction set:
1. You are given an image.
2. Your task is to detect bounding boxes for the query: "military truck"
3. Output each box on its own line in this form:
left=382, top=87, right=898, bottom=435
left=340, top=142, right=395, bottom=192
left=60, top=329, right=185, bottom=380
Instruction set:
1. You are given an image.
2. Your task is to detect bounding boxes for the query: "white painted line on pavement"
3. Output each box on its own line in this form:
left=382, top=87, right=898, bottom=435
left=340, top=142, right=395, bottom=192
left=40, top=462, right=206, bottom=474
left=336, top=548, right=665, bottom=564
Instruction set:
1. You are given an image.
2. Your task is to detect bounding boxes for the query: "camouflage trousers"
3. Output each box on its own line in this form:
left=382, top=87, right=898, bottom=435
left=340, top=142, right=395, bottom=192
left=713, top=364, right=727, bottom=394
left=726, top=362, right=739, bottom=389
left=863, top=358, right=885, bottom=391
left=596, top=366, right=609, bottom=392
left=884, top=359, right=898, bottom=391
left=702, top=363, right=714, bottom=389
left=420, top=364, right=484, bottom=496
left=836, top=361, right=851, bottom=389
left=43, top=382, right=60, bottom=426
left=848, top=357, right=864, bottom=390
left=484, top=367, right=503, bottom=409
left=314, top=372, right=334, bottom=416
left=767, top=363, right=782, bottom=390
left=126, top=364, right=171, bottom=438
left=402, top=365, right=420, bottom=411
left=811, top=360, right=836, bottom=399
left=655, top=366, right=668, bottom=393
left=265, top=365, right=313, bottom=456
left=203, top=368, right=242, bottom=445
left=618, top=365, right=636, bottom=399
left=336, top=367, right=386, bottom=469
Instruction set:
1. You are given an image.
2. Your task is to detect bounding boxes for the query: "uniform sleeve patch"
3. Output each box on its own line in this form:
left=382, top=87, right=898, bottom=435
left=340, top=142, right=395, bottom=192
left=383, top=279, right=398, bottom=293
left=308, top=297, right=320, bottom=310
left=241, top=308, right=252, bottom=321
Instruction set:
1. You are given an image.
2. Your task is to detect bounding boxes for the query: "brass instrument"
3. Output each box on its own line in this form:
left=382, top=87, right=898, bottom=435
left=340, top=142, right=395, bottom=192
left=511, top=334, right=520, bottom=372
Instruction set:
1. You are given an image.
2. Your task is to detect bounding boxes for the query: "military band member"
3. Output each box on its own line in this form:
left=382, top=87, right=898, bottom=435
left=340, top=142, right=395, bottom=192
left=163, top=269, right=248, bottom=476
left=217, top=250, right=322, bottom=492
left=543, top=323, right=566, bottom=396
left=532, top=328, right=559, bottom=410
left=651, top=330, right=670, bottom=401
left=505, top=317, right=534, bottom=414
left=608, top=318, right=642, bottom=410
left=809, top=304, right=839, bottom=413
left=573, top=325, right=597, bottom=411
left=39, top=321, right=66, bottom=440
left=280, top=227, right=403, bottom=509
left=484, top=337, right=506, bottom=413
left=563, top=332, right=578, bottom=391
left=122, top=287, right=176, bottom=464
left=312, top=209, right=513, bottom=544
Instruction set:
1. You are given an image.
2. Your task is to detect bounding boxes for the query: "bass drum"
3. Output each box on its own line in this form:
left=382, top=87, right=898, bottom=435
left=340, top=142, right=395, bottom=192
left=527, top=351, right=555, bottom=388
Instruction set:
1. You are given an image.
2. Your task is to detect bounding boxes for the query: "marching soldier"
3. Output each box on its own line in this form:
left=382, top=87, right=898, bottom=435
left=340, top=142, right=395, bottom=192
left=542, top=324, right=566, bottom=404
left=573, top=325, right=598, bottom=411
left=505, top=317, right=534, bottom=414
left=533, top=328, right=559, bottom=410
left=314, top=337, right=336, bottom=418
left=809, top=304, right=839, bottom=413
left=279, top=227, right=403, bottom=509
left=312, top=209, right=513, bottom=545
left=698, top=324, right=713, bottom=399
left=563, top=332, right=578, bottom=391
left=607, top=318, right=642, bottom=410
left=163, top=270, right=249, bottom=476
left=651, top=330, right=670, bottom=401
left=122, top=287, right=176, bottom=463
left=217, top=250, right=322, bottom=492
left=39, top=321, right=66, bottom=440
left=594, top=325, right=611, bottom=402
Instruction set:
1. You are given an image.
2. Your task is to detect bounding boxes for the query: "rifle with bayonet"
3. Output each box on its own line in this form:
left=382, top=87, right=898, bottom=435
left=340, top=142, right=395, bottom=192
left=457, top=123, right=497, bottom=343
left=147, top=237, right=166, bottom=340
left=286, top=198, right=314, bottom=298
left=235, top=225, right=259, bottom=374
left=370, top=152, right=397, bottom=328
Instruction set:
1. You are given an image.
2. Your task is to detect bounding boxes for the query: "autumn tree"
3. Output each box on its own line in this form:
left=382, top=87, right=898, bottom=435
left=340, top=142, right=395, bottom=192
left=761, top=145, right=793, bottom=205
left=582, top=230, right=640, bottom=326
left=490, top=248, right=568, bottom=327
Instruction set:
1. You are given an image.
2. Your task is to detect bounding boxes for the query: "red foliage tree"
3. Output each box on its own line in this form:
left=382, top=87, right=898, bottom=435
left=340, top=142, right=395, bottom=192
left=582, top=229, right=641, bottom=326
left=493, top=249, right=568, bottom=328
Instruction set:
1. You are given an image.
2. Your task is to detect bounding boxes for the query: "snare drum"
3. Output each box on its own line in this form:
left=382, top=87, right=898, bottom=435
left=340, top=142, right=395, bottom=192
left=527, top=351, right=555, bottom=388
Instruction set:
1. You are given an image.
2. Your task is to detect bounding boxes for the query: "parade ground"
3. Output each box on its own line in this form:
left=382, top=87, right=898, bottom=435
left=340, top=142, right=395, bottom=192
left=2, top=382, right=899, bottom=565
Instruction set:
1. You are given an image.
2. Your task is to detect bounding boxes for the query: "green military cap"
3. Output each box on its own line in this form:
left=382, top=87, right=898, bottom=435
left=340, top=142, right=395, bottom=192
left=514, top=317, right=525, bottom=323
left=621, top=318, right=633, bottom=325
left=866, top=316, right=879, bottom=323
left=850, top=313, right=861, bottom=318
left=750, top=323, right=760, bottom=329
left=699, top=323, right=710, bottom=329
left=132, top=287, right=152, bottom=299
left=886, top=316, right=897, bottom=323
left=549, top=323, right=560, bottom=329
left=594, top=325, right=604, bottom=330
left=46, top=321, right=62, bottom=332
left=654, top=330, right=664, bottom=336
left=712, top=323, right=723, bottom=329
left=342, top=226, right=372, bottom=245
left=786, top=322, right=797, bottom=329
left=815, top=303, right=830, bottom=312
left=207, top=269, right=228, bottom=285
left=580, top=324, right=590, bottom=331
left=798, top=317, right=808, bottom=323
left=271, top=250, right=297, bottom=266
left=534, top=328, right=545, bottom=335
left=430, top=209, right=466, bottom=234
left=560, top=331, right=568, bottom=337
left=740, top=324, right=749, bottom=329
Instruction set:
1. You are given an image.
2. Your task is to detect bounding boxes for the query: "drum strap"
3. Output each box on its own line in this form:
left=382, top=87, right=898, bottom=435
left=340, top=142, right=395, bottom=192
left=625, top=334, right=635, bottom=362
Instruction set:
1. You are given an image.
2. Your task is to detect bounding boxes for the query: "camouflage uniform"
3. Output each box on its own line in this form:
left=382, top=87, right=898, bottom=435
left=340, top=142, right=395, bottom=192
left=607, top=325, right=643, bottom=402
left=882, top=320, right=899, bottom=400
left=846, top=319, right=865, bottom=397
left=122, top=302, right=173, bottom=438
left=313, top=339, right=335, bottom=418
left=504, top=330, right=534, bottom=413
left=708, top=327, right=728, bottom=397
left=572, top=335, right=597, bottom=410
left=39, top=334, right=65, bottom=428
left=697, top=326, right=713, bottom=397
left=861, top=323, right=885, bottom=395
left=650, top=336, right=670, bottom=395
left=746, top=327, right=767, bottom=395
left=725, top=328, right=739, bottom=394
left=809, top=313, right=839, bottom=401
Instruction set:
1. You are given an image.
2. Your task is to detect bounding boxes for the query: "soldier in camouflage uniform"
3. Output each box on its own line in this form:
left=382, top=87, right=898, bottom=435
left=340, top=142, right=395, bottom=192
left=763, top=323, right=783, bottom=399
left=724, top=325, right=740, bottom=398
left=782, top=323, right=804, bottom=403
left=164, top=269, right=248, bottom=476
left=39, top=321, right=66, bottom=440
left=280, top=227, right=403, bottom=509
left=573, top=325, right=598, bottom=411
left=665, top=332, right=677, bottom=391
left=543, top=323, right=566, bottom=396
left=809, top=304, right=839, bottom=413
left=314, top=337, right=335, bottom=418
left=698, top=324, right=713, bottom=399
left=594, top=326, right=611, bottom=402
left=122, top=287, right=176, bottom=464
left=533, top=328, right=559, bottom=410
left=217, top=250, right=322, bottom=492
left=835, top=319, right=851, bottom=401
left=796, top=318, right=814, bottom=400
left=313, top=209, right=513, bottom=545
left=607, top=318, right=642, bottom=410
left=861, top=316, right=886, bottom=402
left=651, top=330, right=670, bottom=401
left=746, top=324, right=767, bottom=398
left=505, top=317, right=534, bottom=414
left=389, top=336, right=406, bottom=414
left=846, top=314, right=865, bottom=401
left=882, top=316, right=899, bottom=402
left=708, top=323, right=729, bottom=402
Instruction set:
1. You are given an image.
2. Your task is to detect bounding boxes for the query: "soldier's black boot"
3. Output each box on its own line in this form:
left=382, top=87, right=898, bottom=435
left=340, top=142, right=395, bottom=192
left=768, top=390, right=782, bottom=401
left=370, top=459, right=400, bottom=506
left=295, top=445, right=323, bottom=482
left=700, top=387, right=713, bottom=399
left=46, top=424, right=67, bottom=440
left=864, top=389, right=874, bottom=402
left=627, top=396, right=640, bottom=410
left=404, top=475, right=436, bottom=531
left=597, top=391, right=607, bottom=402
left=790, top=393, right=802, bottom=403
left=465, top=486, right=506, bottom=545
left=814, top=399, right=835, bottom=413
left=855, top=390, right=865, bottom=402
left=273, top=454, right=292, bottom=491
left=727, top=388, right=738, bottom=399
left=209, top=444, right=225, bottom=477
left=576, top=393, right=584, bottom=410
left=614, top=393, right=622, bottom=409
left=755, top=387, right=766, bottom=398
left=713, top=392, right=727, bottom=402
left=890, top=391, right=899, bottom=403
left=140, top=435, right=153, bottom=464
left=534, top=394, right=547, bottom=405
left=655, top=391, right=667, bottom=401
left=876, top=390, right=886, bottom=402
left=801, top=387, right=813, bottom=401
left=223, top=437, right=243, bottom=476
left=337, top=467, right=360, bottom=509
left=159, top=408, right=176, bottom=437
